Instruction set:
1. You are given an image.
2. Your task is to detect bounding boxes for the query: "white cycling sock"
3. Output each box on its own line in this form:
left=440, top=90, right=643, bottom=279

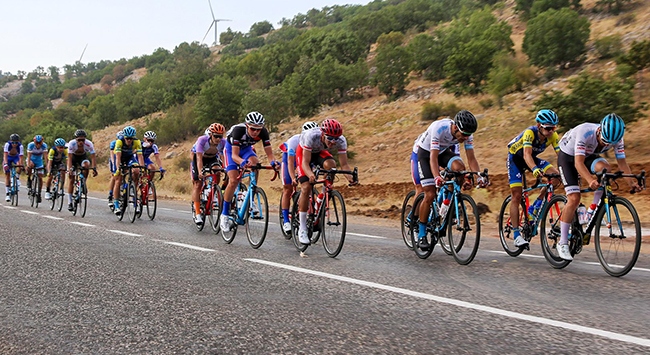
left=299, top=212, right=307, bottom=231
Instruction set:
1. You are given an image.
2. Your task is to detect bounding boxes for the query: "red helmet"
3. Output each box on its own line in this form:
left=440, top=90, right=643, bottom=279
left=320, top=119, right=343, bottom=137
left=208, top=123, right=225, bottom=135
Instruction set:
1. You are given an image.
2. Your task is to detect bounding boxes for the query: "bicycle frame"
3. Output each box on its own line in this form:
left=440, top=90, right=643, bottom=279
left=201, top=165, right=222, bottom=217
left=517, top=174, right=561, bottom=237
left=232, top=165, right=277, bottom=225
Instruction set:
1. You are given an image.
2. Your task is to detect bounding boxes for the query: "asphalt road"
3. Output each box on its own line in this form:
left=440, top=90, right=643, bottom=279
left=1, top=187, right=649, bottom=354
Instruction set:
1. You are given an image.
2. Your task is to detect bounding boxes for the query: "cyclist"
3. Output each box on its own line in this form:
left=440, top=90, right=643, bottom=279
left=279, top=121, right=319, bottom=234
left=26, top=135, right=49, bottom=203
left=107, top=130, right=123, bottom=207
left=3, top=134, right=24, bottom=202
left=142, top=130, right=166, bottom=177
left=556, top=113, right=642, bottom=261
left=220, top=112, right=280, bottom=231
left=66, top=129, right=98, bottom=211
left=111, top=126, right=145, bottom=215
left=414, top=110, right=487, bottom=250
left=506, top=109, right=561, bottom=248
left=44, top=138, right=68, bottom=200
left=191, top=123, right=225, bottom=225
left=295, top=118, right=357, bottom=245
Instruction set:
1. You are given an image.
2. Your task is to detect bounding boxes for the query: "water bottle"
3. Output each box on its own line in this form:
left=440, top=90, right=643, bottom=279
left=314, top=192, right=324, bottom=210
left=577, top=203, right=587, bottom=225
left=585, top=203, right=597, bottom=224
left=439, top=199, right=450, bottom=221
left=236, top=190, right=245, bottom=209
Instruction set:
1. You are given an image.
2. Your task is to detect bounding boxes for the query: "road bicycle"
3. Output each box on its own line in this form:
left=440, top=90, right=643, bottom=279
left=70, top=167, right=88, bottom=217
left=221, top=164, right=277, bottom=249
left=138, top=169, right=163, bottom=220
left=498, top=173, right=561, bottom=257
left=115, top=165, right=142, bottom=223
left=539, top=169, right=646, bottom=277
left=192, top=162, right=224, bottom=232
left=7, top=164, right=23, bottom=206
left=290, top=167, right=358, bottom=258
left=27, top=167, right=46, bottom=208
left=409, top=169, right=488, bottom=265
left=49, top=167, right=67, bottom=211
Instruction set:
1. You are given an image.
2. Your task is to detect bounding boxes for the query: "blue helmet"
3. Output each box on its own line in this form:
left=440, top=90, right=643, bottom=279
left=34, top=135, right=44, bottom=143
left=535, top=109, right=558, bottom=126
left=600, top=113, right=625, bottom=144
left=54, top=138, right=66, bottom=147
left=116, top=130, right=124, bottom=139
left=123, top=126, right=136, bottom=138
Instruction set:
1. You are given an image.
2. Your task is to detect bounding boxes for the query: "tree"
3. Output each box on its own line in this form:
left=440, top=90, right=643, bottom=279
left=249, top=21, right=274, bottom=37
left=530, top=0, right=571, bottom=18
left=240, top=86, right=293, bottom=131
left=522, top=8, right=590, bottom=68
left=596, top=0, right=633, bottom=14
left=194, top=75, right=249, bottom=129
left=220, top=27, right=241, bottom=46
left=372, top=32, right=413, bottom=100
left=48, top=66, right=60, bottom=83
left=618, top=39, right=650, bottom=72
left=486, top=52, right=536, bottom=107
left=87, top=95, right=118, bottom=129
left=408, top=32, right=447, bottom=81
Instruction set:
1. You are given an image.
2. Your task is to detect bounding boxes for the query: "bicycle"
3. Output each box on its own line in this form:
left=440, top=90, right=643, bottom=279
left=539, top=169, right=646, bottom=277
left=49, top=167, right=67, bottom=211
left=70, top=167, right=88, bottom=217
left=290, top=167, right=359, bottom=258
left=7, top=164, right=23, bottom=206
left=409, top=169, right=488, bottom=265
left=115, top=165, right=142, bottom=223
left=138, top=169, right=163, bottom=220
left=498, top=173, right=562, bottom=257
left=221, top=164, right=277, bottom=249
left=27, top=167, right=46, bottom=208
left=192, top=162, right=224, bottom=232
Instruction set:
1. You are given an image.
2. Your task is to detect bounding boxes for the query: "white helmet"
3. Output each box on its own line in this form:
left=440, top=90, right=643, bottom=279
left=204, top=128, right=210, bottom=136
left=143, top=131, right=157, bottom=140
left=302, top=121, right=318, bottom=132
left=245, top=111, right=265, bottom=126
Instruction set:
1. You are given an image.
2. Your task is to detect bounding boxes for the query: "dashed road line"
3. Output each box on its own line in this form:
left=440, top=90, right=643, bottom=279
left=70, top=221, right=95, bottom=227
left=108, top=230, right=142, bottom=237
left=163, top=242, right=215, bottom=252
left=347, top=232, right=387, bottom=239
left=20, top=210, right=39, bottom=215
left=42, top=215, right=64, bottom=220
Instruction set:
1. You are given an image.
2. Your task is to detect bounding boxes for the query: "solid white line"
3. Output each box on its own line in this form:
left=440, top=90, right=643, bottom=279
left=485, top=250, right=650, bottom=272
left=3, top=206, right=17, bottom=209
left=42, top=215, right=64, bottom=220
left=245, top=258, right=650, bottom=348
left=20, top=210, right=40, bottom=215
left=69, top=221, right=95, bottom=227
left=163, top=242, right=215, bottom=252
left=347, top=232, right=387, bottom=239
left=108, top=230, right=142, bottom=237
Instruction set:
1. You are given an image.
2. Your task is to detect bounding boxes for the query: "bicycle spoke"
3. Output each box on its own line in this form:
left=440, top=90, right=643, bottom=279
left=322, top=190, right=346, bottom=258
left=246, top=187, right=269, bottom=249
left=448, top=194, right=480, bottom=265
left=594, top=197, right=641, bottom=277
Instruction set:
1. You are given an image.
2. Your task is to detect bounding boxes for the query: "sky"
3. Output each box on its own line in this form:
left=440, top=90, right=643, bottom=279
left=0, top=0, right=372, bottom=75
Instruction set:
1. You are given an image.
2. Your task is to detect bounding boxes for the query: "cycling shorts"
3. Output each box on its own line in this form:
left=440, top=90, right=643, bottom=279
left=4, top=155, right=21, bottom=173
left=191, top=154, right=220, bottom=181
left=281, top=152, right=296, bottom=185
left=223, top=144, right=256, bottom=173
left=417, top=147, right=461, bottom=187
left=295, top=145, right=334, bottom=184
left=558, top=151, right=606, bottom=195
left=507, top=153, right=552, bottom=188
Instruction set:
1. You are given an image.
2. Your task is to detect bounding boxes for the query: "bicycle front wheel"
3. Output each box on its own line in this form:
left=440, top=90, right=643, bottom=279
left=447, top=194, right=481, bottom=265
left=209, top=188, right=223, bottom=233
left=11, top=173, right=18, bottom=206
left=126, top=182, right=138, bottom=223
left=594, top=196, right=641, bottom=277
left=246, top=187, right=269, bottom=249
left=79, top=182, right=88, bottom=218
left=498, top=195, right=526, bottom=257
left=400, top=190, right=416, bottom=250
left=321, top=190, right=346, bottom=258
left=49, top=175, right=58, bottom=211
left=29, top=178, right=36, bottom=207
left=539, top=194, right=571, bottom=269
left=145, top=181, right=157, bottom=220
left=34, top=175, right=42, bottom=208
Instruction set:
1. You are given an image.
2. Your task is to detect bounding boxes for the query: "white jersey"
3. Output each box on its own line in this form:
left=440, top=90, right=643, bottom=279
left=299, top=128, right=347, bottom=154
left=281, top=134, right=301, bottom=156
left=559, top=123, right=625, bottom=159
left=67, top=139, right=96, bottom=156
left=416, top=118, right=473, bottom=152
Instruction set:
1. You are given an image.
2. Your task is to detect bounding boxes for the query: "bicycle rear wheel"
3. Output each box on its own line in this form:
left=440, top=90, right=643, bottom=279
left=145, top=181, right=157, bottom=220
left=290, top=191, right=309, bottom=252
left=409, top=193, right=434, bottom=259
left=209, top=188, right=223, bottom=233
left=539, top=194, right=571, bottom=269
left=594, top=196, right=641, bottom=277
left=400, top=190, right=416, bottom=250
left=322, top=190, right=346, bottom=258
left=448, top=194, right=481, bottom=265
left=498, top=195, right=527, bottom=257
left=246, top=187, right=269, bottom=249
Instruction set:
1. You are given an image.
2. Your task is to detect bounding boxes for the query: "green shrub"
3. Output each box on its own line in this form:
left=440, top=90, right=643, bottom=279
left=594, top=35, right=623, bottom=59
left=421, top=101, right=460, bottom=121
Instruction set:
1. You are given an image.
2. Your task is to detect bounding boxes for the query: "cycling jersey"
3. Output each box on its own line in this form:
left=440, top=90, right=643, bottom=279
left=416, top=118, right=474, bottom=153
left=299, top=128, right=348, bottom=154
left=3, top=141, right=24, bottom=157
left=194, top=135, right=225, bottom=159
left=27, top=142, right=48, bottom=169
left=48, top=147, right=68, bottom=164
left=227, top=123, right=271, bottom=149
left=508, top=126, right=560, bottom=157
left=559, top=123, right=625, bottom=159
left=114, top=138, right=143, bottom=159
left=280, top=134, right=301, bottom=185
left=280, top=134, right=301, bottom=156
left=67, top=139, right=96, bottom=156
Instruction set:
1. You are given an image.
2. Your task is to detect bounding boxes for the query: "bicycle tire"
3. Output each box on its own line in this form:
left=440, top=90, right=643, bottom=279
left=290, top=190, right=308, bottom=252
left=400, top=190, right=416, bottom=250
left=11, top=172, right=19, bottom=206
left=56, top=176, right=65, bottom=211
left=29, top=177, right=36, bottom=207
left=594, top=196, right=641, bottom=277
left=145, top=181, right=157, bottom=220
left=409, top=193, right=434, bottom=259
left=220, top=192, right=238, bottom=243
left=322, top=190, right=347, bottom=258
left=34, top=175, right=42, bottom=208
left=209, top=187, right=223, bottom=233
left=448, top=194, right=481, bottom=265
left=49, top=174, right=58, bottom=211
left=498, top=195, right=526, bottom=257
left=246, top=187, right=269, bottom=249
left=539, top=194, right=571, bottom=269
left=79, top=178, right=88, bottom=218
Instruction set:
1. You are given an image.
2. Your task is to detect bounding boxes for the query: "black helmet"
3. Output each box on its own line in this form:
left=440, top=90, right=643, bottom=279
left=74, top=129, right=87, bottom=138
left=10, top=134, right=20, bottom=142
left=454, top=110, right=478, bottom=134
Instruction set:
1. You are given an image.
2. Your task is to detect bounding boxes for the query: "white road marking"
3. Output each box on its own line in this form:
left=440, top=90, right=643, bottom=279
left=163, top=242, right=215, bottom=252
left=42, top=215, right=64, bottom=220
left=3, top=206, right=18, bottom=209
left=246, top=258, right=650, bottom=348
left=485, top=250, right=650, bottom=273
left=108, top=230, right=142, bottom=237
left=70, top=221, right=95, bottom=227
left=347, top=232, right=387, bottom=239
left=20, top=210, right=40, bottom=215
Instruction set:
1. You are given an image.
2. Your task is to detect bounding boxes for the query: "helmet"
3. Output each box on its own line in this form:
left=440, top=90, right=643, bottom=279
left=600, top=113, right=625, bottom=144
left=33, top=135, right=43, bottom=143
left=454, top=110, right=478, bottom=134
left=116, top=131, right=124, bottom=139
left=245, top=111, right=265, bottom=126
left=10, top=134, right=20, bottom=142
left=204, top=128, right=210, bottom=136
left=302, top=121, right=319, bottom=132
left=54, top=138, right=66, bottom=147
left=320, top=118, right=343, bottom=137
left=74, top=129, right=87, bottom=138
left=144, top=130, right=157, bottom=140
left=535, top=109, right=559, bottom=126
left=123, top=126, right=136, bottom=138
left=208, top=123, right=226, bottom=135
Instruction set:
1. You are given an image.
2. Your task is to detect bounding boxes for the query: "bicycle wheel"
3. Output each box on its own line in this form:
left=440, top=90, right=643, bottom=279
left=145, top=181, right=157, bottom=220
left=409, top=193, right=434, bottom=259
left=29, top=177, right=35, bottom=207
left=126, top=182, right=138, bottom=223
left=56, top=177, right=65, bottom=212
left=33, top=175, right=42, bottom=208
left=497, top=195, right=527, bottom=257
left=49, top=175, right=58, bottom=211
left=221, top=194, right=238, bottom=243
left=321, top=190, right=347, bottom=258
left=593, top=196, right=641, bottom=277
left=79, top=180, right=88, bottom=218
left=290, top=190, right=309, bottom=252
left=209, top=188, right=223, bottom=233
left=246, top=187, right=269, bottom=249
left=447, top=194, right=481, bottom=265
left=10, top=172, right=18, bottom=206
left=539, top=194, right=571, bottom=269
left=400, top=190, right=416, bottom=250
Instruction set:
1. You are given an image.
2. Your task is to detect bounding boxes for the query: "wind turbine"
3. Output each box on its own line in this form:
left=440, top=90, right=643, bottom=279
left=201, top=0, right=231, bottom=46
